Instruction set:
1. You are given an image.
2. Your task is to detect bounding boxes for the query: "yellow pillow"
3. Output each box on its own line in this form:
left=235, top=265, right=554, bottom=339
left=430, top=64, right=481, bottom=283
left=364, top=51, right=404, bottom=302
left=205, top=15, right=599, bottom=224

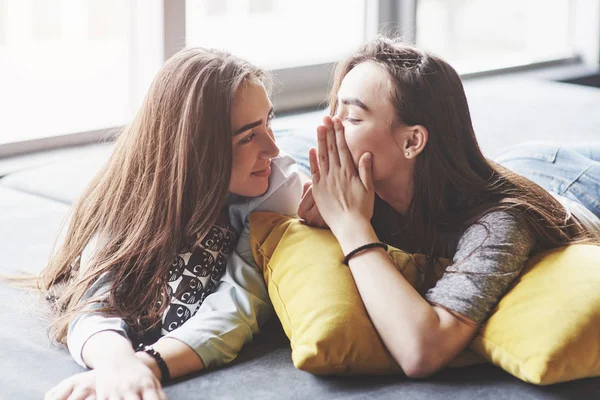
left=249, top=212, right=483, bottom=375
left=250, top=212, right=600, bottom=384
left=470, top=245, right=600, bottom=385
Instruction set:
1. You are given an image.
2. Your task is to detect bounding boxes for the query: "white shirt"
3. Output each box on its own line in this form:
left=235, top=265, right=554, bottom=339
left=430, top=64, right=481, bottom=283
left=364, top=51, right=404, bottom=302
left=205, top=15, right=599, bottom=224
left=67, top=155, right=302, bottom=368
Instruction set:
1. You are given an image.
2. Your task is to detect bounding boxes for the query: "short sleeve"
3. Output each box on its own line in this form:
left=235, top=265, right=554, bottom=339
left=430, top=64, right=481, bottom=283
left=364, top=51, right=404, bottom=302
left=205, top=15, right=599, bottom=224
left=425, top=211, right=536, bottom=325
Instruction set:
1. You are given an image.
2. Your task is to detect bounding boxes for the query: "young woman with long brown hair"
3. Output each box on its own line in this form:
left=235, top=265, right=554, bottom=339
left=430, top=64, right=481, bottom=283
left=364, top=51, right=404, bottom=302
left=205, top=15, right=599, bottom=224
left=41, top=48, right=303, bottom=400
left=298, top=37, right=600, bottom=378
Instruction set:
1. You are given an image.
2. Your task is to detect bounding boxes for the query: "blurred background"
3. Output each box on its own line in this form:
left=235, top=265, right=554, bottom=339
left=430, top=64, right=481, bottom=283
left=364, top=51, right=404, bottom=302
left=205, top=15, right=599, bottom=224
left=0, top=0, right=598, bottom=156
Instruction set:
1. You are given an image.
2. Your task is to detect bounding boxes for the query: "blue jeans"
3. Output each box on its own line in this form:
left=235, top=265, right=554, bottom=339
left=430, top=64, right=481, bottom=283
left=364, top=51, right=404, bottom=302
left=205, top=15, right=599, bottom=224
left=275, top=130, right=600, bottom=219
left=275, top=129, right=314, bottom=176
left=494, top=142, right=600, bottom=219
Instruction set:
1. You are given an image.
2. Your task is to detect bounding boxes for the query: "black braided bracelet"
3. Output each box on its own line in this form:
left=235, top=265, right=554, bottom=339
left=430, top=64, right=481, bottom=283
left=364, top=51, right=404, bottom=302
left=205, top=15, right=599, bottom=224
left=343, top=242, right=388, bottom=265
left=141, top=345, right=171, bottom=384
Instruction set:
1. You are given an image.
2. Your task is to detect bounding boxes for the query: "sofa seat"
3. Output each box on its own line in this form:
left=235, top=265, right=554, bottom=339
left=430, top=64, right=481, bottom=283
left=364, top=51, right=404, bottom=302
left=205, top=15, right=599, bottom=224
left=1, top=75, right=600, bottom=399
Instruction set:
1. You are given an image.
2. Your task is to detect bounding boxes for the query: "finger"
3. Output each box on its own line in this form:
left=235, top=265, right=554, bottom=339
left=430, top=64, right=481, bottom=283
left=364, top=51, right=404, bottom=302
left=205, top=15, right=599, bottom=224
left=302, top=181, right=311, bottom=196
left=298, top=188, right=315, bottom=218
left=326, top=118, right=341, bottom=168
left=157, top=387, right=168, bottom=400
left=122, top=392, right=142, bottom=400
left=332, top=116, right=353, bottom=169
left=316, top=125, right=329, bottom=175
left=306, top=206, right=325, bottom=228
left=141, top=388, right=163, bottom=400
left=141, top=391, right=159, bottom=400
left=94, top=388, right=110, bottom=400
left=309, top=147, right=320, bottom=183
left=358, top=152, right=374, bottom=191
left=46, top=382, right=74, bottom=400
left=83, top=395, right=96, bottom=400
left=66, top=388, right=94, bottom=400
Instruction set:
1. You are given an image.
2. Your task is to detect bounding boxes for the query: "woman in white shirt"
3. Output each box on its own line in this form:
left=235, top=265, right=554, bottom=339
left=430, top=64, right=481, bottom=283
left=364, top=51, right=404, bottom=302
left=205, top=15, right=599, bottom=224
left=42, top=48, right=302, bottom=400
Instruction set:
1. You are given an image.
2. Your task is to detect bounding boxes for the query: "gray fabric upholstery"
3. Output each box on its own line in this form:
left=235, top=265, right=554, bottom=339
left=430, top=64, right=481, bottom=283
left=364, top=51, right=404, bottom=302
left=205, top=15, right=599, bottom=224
left=3, top=300, right=600, bottom=400
left=1, top=76, right=600, bottom=399
left=465, top=78, right=600, bottom=158
left=0, top=187, right=69, bottom=273
left=0, top=144, right=112, bottom=205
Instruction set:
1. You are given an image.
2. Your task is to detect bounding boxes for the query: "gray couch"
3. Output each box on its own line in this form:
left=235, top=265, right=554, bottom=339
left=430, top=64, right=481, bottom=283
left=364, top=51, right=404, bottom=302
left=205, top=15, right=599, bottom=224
left=1, top=74, right=600, bottom=399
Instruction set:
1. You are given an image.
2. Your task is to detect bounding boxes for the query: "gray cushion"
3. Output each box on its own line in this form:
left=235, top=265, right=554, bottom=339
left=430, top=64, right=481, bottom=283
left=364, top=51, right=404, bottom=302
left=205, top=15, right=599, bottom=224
left=0, top=187, right=69, bottom=273
left=0, top=144, right=113, bottom=205
left=464, top=78, right=600, bottom=158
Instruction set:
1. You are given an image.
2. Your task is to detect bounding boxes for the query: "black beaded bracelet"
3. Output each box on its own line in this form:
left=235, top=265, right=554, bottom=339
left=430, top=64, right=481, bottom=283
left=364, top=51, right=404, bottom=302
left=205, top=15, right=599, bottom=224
left=141, top=345, right=171, bottom=384
left=343, top=242, right=388, bottom=265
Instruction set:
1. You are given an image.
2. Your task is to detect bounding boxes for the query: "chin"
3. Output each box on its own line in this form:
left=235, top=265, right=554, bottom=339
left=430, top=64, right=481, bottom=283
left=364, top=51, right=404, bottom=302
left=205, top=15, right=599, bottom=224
left=233, top=181, right=269, bottom=198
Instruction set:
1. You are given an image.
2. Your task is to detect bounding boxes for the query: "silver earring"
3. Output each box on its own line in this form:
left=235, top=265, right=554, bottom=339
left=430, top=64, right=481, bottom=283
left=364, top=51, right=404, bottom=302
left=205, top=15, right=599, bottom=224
left=405, top=151, right=410, bottom=157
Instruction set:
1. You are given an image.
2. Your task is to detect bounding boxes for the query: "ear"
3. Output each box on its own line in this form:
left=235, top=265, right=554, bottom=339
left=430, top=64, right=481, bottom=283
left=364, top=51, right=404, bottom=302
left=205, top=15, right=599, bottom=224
left=403, top=125, right=428, bottom=159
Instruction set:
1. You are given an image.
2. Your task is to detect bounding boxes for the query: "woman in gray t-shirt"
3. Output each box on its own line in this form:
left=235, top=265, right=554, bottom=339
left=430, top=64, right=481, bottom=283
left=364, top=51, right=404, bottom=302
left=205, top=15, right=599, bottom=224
left=297, top=37, right=600, bottom=378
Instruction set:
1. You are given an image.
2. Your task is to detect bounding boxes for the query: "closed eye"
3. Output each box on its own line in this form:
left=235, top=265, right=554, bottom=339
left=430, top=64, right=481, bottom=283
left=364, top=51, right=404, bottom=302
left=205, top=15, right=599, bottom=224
left=345, top=117, right=362, bottom=125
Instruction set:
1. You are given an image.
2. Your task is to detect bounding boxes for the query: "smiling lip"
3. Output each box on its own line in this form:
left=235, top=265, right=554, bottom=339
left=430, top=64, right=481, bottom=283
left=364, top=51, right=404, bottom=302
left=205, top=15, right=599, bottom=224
left=251, top=165, right=271, bottom=177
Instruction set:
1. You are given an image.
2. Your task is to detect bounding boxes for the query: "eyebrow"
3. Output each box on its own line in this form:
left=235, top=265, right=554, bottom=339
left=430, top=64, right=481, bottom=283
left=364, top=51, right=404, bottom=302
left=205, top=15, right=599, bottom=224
left=233, top=106, right=274, bottom=136
left=340, top=97, right=370, bottom=112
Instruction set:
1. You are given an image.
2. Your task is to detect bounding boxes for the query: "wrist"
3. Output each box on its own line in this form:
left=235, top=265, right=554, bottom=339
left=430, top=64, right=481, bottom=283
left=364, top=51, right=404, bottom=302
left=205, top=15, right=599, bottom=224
left=343, top=242, right=388, bottom=265
left=82, top=330, right=136, bottom=369
left=137, top=344, right=171, bottom=383
left=331, top=217, right=378, bottom=255
left=92, top=352, right=144, bottom=376
left=135, top=351, right=162, bottom=380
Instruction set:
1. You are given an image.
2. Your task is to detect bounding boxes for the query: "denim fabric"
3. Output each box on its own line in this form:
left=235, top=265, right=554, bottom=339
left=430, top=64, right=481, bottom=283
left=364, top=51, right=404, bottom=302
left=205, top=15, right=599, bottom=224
left=495, top=142, right=600, bottom=219
left=275, top=129, right=314, bottom=177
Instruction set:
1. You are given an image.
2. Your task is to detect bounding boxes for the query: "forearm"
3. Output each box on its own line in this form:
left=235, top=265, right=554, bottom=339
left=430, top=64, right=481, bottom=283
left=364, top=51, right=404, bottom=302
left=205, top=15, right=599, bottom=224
left=148, top=337, right=205, bottom=380
left=333, top=220, right=453, bottom=375
left=83, top=331, right=204, bottom=382
left=349, top=249, right=445, bottom=371
left=82, top=330, right=136, bottom=369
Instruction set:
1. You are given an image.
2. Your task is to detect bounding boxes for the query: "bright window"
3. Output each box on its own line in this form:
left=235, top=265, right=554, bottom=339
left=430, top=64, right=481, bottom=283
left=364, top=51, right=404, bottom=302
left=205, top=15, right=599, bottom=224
left=0, top=0, right=145, bottom=145
left=0, top=0, right=595, bottom=152
left=186, top=0, right=367, bottom=69
left=416, top=0, right=575, bottom=73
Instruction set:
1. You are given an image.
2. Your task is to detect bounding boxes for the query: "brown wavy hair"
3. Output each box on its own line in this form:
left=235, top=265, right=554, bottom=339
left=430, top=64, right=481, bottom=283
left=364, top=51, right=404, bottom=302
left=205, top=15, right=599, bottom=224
left=37, top=48, right=268, bottom=344
left=328, top=37, right=596, bottom=285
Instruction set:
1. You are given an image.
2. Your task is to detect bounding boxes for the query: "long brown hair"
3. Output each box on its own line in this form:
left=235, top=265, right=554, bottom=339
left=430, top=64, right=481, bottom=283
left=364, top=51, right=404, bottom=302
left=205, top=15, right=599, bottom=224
left=328, top=37, right=595, bottom=281
left=39, top=48, right=268, bottom=344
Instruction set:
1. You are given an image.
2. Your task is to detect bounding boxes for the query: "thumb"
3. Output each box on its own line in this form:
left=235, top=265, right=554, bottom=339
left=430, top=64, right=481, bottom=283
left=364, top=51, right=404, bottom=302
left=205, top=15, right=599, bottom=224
left=358, top=152, right=374, bottom=191
left=302, top=181, right=312, bottom=196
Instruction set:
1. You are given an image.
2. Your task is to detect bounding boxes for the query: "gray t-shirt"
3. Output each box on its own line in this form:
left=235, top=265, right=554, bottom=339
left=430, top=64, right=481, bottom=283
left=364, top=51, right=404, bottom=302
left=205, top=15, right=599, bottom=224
left=424, top=211, right=535, bottom=325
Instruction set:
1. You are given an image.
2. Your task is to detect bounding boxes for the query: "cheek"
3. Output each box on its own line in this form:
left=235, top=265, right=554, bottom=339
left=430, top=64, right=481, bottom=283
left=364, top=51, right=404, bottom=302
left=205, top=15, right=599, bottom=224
left=344, top=126, right=369, bottom=165
left=345, top=124, right=391, bottom=162
left=229, top=145, right=270, bottom=196
left=234, top=145, right=259, bottom=167
left=229, top=149, right=253, bottom=186
left=345, top=124, right=399, bottom=179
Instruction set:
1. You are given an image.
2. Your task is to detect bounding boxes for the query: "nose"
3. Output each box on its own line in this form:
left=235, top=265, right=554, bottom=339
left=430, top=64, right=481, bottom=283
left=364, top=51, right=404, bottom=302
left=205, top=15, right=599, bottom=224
left=260, top=129, right=280, bottom=159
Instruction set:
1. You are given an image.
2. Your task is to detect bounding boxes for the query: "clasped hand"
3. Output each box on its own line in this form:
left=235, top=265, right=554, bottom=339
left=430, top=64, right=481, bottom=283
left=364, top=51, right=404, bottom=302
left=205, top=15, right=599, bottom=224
left=298, top=116, right=374, bottom=236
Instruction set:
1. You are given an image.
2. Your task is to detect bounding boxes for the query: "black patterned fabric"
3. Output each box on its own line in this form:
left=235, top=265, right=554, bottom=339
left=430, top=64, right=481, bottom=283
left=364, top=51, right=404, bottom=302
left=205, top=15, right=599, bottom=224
left=160, top=223, right=238, bottom=335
